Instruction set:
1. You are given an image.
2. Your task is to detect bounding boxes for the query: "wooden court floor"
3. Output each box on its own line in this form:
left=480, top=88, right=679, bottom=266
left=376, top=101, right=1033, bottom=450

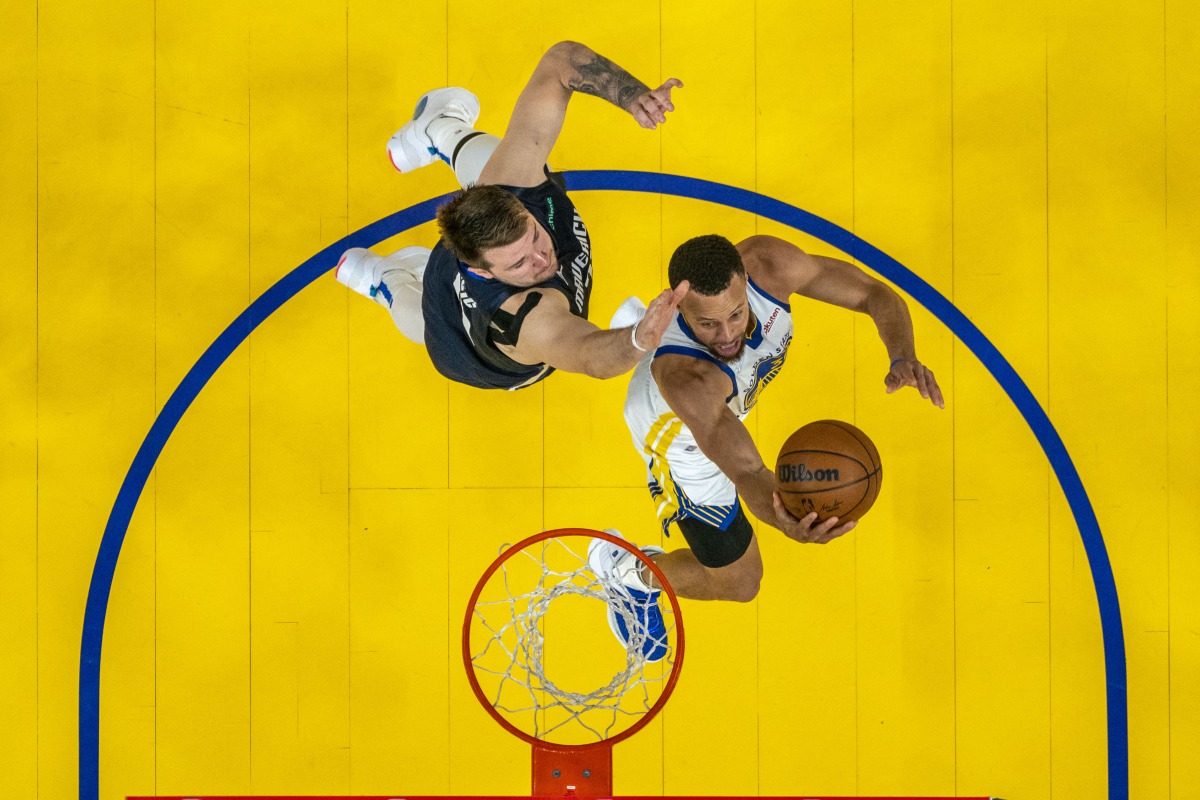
left=2, top=1, right=1198, bottom=799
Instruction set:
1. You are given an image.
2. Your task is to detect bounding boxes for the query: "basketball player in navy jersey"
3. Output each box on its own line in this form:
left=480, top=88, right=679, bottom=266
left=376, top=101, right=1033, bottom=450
left=336, top=41, right=687, bottom=390
left=590, top=234, right=944, bottom=659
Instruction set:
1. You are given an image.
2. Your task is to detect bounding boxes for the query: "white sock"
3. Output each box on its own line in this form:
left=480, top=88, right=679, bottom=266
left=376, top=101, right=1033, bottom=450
left=427, top=117, right=499, bottom=187
left=449, top=133, right=500, bottom=187
left=375, top=247, right=428, bottom=344
left=384, top=272, right=425, bottom=345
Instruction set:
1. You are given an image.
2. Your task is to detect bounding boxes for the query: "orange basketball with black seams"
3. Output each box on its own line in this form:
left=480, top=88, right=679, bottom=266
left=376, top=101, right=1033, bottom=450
left=775, top=419, right=882, bottom=523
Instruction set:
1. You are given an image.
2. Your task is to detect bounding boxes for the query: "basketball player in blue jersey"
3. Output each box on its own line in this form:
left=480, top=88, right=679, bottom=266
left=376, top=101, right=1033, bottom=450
left=589, top=234, right=943, bottom=659
left=335, top=41, right=688, bottom=390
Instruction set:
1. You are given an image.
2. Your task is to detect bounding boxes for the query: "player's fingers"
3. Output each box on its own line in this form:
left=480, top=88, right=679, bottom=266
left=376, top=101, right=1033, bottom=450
left=789, top=512, right=821, bottom=543
left=791, top=509, right=820, bottom=539
left=915, top=366, right=931, bottom=399
left=641, top=285, right=685, bottom=337
left=820, top=520, right=857, bottom=543
left=666, top=284, right=687, bottom=311
left=772, top=492, right=803, bottom=526
left=649, top=98, right=668, bottom=123
left=930, top=377, right=945, bottom=408
left=650, top=291, right=683, bottom=333
left=653, top=86, right=677, bottom=112
left=636, top=95, right=665, bottom=124
left=645, top=287, right=675, bottom=318
left=631, top=106, right=655, bottom=129
left=815, top=515, right=841, bottom=535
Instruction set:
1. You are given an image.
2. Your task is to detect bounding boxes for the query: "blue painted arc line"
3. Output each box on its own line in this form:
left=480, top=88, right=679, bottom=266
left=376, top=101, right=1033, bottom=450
left=80, top=170, right=1126, bottom=800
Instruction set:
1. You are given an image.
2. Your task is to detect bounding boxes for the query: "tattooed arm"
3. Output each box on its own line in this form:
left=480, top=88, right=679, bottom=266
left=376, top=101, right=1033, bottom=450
left=562, top=44, right=683, bottom=129
left=478, top=41, right=683, bottom=188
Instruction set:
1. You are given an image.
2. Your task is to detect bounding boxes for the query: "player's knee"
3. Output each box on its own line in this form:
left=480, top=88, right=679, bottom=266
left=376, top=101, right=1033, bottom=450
left=722, top=576, right=761, bottom=603
left=710, top=547, right=763, bottom=603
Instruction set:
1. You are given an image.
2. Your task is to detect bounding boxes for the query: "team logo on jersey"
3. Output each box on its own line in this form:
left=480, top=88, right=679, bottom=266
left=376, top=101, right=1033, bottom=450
left=743, top=332, right=792, bottom=410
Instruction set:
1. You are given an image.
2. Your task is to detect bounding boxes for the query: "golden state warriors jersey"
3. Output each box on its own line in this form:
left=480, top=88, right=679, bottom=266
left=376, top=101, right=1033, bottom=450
left=623, top=277, right=793, bottom=523
left=626, top=275, right=793, bottom=425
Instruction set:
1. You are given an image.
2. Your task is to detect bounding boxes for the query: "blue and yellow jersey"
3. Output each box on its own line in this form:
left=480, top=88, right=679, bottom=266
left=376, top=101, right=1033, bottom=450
left=623, top=276, right=793, bottom=528
left=627, top=275, right=793, bottom=425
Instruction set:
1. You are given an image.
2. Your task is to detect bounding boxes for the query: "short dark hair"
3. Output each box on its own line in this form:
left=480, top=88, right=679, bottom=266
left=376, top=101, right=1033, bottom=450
left=668, top=234, right=745, bottom=295
left=436, top=185, right=528, bottom=268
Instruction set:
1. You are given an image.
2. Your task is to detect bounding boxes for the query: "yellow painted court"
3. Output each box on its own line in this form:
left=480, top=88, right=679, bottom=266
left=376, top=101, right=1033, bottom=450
left=2, top=1, right=1198, bottom=799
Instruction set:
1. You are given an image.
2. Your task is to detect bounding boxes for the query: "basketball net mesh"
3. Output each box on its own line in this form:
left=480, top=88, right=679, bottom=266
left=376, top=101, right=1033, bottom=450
left=468, top=535, right=679, bottom=745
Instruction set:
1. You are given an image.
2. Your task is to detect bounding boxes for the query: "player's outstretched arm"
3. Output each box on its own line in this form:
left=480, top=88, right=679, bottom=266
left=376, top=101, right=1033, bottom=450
left=740, top=235, right=945, bottom=408
left=503, top=282, right=688, bottom=379
left=653, top=356, right=857, bottom=545
left=478, top=41, right=683, bottom=188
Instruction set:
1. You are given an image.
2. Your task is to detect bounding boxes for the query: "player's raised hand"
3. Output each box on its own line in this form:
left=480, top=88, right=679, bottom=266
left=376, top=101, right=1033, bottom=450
left=633, top=280, right=690, bottom=351
left=629, top=78, right=684, bottom=129
left=772, top=492, right=856, bottom=544
left=885, top=357, right=945, bottom=409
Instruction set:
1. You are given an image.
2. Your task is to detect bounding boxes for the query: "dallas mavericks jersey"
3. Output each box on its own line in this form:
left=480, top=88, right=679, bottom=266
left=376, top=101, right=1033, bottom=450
left=624, top=276, right=793, bottom=523
left=422, top=174, right=593, bottom=390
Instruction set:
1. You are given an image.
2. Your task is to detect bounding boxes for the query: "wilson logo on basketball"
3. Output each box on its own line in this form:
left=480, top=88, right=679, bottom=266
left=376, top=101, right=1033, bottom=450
left=777, top=463, right=840, bottom=483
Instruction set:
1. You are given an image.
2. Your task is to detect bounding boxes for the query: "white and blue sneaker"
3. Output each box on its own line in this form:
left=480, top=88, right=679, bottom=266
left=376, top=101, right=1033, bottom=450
left=386, top=87, right=480, bottom=173
left=335, top=246, right=429, bottom=305
left=587, top=531, right=669, bottom=663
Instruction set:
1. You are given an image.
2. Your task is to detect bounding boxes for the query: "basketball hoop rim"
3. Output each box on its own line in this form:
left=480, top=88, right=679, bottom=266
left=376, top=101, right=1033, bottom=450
left=461, top=527, right=686, bottom=752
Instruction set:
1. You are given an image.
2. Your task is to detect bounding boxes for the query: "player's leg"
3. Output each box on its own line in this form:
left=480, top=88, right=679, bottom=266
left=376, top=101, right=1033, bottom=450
left=625, top=427, right=763, bottom=601
left=386, top=87, right=499, bottom=187
left=335, top=245, right=430, bottom=344
left=650, top=508, right=762, bottom=602
left=597, top=517, right=760, bottom=604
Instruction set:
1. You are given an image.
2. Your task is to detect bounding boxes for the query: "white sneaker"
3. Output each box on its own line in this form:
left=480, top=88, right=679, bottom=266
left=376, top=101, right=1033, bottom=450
left=335, top=246, right=430, bottom=305
left=587, top=530, right=668, bottom=662
left=386, top=87, right=481, bottom=173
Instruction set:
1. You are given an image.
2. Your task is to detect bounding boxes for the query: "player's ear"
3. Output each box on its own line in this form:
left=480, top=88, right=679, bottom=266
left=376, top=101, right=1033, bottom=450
left=462, top=251, right=494, bottom=277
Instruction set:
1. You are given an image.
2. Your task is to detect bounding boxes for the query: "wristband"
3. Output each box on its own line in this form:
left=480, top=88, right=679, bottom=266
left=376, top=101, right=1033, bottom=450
left=890, top=357, right=915, bottom=370
left=631, top=320, right=649, bottom=352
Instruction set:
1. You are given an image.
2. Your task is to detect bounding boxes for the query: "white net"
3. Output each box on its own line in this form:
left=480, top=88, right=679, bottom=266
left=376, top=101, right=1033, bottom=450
left=467, top=533, right=680, bottom=746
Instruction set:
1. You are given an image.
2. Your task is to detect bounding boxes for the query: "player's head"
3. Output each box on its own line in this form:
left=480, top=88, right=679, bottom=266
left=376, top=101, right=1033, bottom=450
left=436, top=185, right=557, bottom=287
left=669, top=234, right=750, bottom=362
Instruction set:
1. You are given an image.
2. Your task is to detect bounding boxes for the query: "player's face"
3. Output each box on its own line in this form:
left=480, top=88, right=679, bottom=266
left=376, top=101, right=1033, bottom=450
left=477, top=215, right=558, bottom=287
left=678, top=273, right=753, bottom=362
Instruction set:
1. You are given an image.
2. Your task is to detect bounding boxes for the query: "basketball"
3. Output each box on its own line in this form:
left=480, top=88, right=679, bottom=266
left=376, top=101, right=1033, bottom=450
left=775, top=420, right=882, bottom=523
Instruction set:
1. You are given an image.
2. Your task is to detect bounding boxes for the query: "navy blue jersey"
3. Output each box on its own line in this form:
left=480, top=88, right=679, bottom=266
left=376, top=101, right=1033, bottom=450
left=422, top=175, right=593, bottom=390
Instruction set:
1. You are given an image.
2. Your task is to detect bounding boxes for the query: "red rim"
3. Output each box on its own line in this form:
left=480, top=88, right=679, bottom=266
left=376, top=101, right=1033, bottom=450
left=461, top=528, right=685, bottom=751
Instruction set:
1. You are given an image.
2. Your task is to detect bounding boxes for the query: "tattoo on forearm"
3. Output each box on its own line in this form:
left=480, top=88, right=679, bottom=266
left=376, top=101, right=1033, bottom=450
left=566, top=52, right=650, bottom=112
